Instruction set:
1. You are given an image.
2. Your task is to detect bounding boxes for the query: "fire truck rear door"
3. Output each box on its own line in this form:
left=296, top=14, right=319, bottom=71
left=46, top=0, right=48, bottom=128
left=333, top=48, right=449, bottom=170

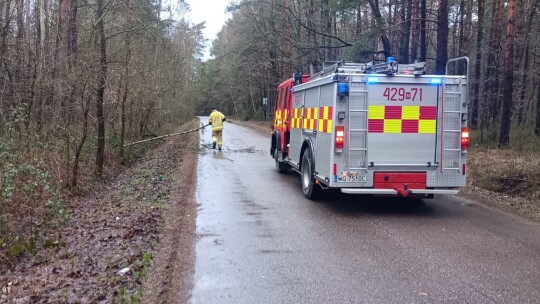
left=366, top=78, right=439, bottom=166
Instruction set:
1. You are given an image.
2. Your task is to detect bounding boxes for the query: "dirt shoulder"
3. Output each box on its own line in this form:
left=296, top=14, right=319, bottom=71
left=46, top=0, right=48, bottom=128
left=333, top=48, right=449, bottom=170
left=1, top=120, right=200, bottom=303
left=140, top=125, right=199, bottom=303
left=231, top=119, right=540, bottom=223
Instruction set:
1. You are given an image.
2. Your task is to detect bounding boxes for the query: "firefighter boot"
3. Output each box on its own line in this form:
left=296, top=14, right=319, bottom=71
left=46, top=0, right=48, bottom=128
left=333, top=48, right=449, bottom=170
left=212, top=136, right=217, bottom=149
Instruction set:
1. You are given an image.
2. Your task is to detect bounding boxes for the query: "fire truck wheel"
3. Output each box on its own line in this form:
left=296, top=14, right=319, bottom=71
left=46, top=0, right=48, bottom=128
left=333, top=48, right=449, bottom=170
left=270, top=136, right=276, bottom=157
left=274, top=150, right=289, bottom=173
left=301, top=149, right=321, bottom=200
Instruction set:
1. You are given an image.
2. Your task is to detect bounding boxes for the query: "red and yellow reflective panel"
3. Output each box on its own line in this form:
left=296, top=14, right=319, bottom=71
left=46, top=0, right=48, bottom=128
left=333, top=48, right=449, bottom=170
left=318, top=106, right=333, bottom=133
left=303, top=107, right=318, bottom=130
left=274, top=110, right=282, bottom=128
left=291, top=108, right=302, bottom=129
left=368, top=105, right=437, bottom=134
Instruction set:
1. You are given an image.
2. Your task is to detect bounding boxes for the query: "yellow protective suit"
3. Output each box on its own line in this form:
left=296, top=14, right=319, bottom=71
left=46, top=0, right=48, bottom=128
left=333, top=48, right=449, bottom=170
left=209, top=110, right=226, bottom=149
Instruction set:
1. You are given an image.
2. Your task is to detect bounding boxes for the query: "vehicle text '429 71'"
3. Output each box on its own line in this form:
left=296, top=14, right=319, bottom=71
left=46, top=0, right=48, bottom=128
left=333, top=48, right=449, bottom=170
left=383, top=87, right=423, bottom=102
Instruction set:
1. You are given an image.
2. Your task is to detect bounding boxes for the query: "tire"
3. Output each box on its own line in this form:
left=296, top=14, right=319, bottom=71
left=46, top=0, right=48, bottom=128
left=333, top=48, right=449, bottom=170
left=301, top=149, right=321, bottom=200
left=274, top=149, right=289, bottom=173
left=270, top=136, right=276, bottom=157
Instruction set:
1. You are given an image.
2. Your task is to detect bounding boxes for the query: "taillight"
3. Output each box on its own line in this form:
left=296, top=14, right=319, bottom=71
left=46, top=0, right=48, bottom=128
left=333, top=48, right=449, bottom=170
left=461, top=127, right=470, bottom=150
left=335, top=126, right=344, bottom=149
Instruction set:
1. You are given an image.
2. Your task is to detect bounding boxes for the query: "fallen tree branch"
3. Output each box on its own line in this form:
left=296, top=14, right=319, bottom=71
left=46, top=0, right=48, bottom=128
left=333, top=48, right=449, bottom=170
left=124, top=123, right=209, bottom=147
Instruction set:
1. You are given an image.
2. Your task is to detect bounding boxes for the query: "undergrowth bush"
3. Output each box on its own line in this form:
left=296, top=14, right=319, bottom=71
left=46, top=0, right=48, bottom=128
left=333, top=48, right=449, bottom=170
left=0, top=116, right=190, bottom=270
left=0, top=141, right=67, bottom=269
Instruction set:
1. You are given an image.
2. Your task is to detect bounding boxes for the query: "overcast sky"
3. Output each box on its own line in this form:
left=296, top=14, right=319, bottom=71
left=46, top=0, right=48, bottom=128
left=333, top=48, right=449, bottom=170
left=184, top=0, right=232, bottom=59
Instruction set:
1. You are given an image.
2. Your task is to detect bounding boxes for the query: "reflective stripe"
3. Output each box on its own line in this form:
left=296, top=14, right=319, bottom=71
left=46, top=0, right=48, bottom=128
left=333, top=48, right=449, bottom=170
left=368, top=106, right=437, bottom=134
left=419, top=119, right=436, bottom=134
left=384, top=119, right=401, bottom=133
left=402, top=106, right=420, bottom=120
left=303, top=107, right=318, bottom=130
left=368, top=105, right=385, bottom=119
left=318, top=106, right=333, bottom=133
left=292, top=108, right=302, bottom=129
left=274, top=110, right=282, bottom=128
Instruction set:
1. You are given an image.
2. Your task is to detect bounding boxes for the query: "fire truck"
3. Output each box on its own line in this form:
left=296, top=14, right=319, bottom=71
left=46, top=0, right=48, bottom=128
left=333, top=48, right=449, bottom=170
left=270, top=57, right=470, bottom=199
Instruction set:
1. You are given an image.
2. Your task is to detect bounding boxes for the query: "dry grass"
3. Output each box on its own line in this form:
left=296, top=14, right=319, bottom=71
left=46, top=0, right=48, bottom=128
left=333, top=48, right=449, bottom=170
left=467, top=149, right=540, bottom=199
left=465, top=148, right=540, bottom=220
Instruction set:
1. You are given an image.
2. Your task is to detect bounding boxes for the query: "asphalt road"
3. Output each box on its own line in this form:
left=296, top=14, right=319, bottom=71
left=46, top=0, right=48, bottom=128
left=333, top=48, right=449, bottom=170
left=191, top=119, right=540, bottom=304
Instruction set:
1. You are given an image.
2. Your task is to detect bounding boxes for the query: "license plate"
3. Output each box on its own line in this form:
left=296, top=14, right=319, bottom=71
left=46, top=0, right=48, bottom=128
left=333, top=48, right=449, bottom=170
left=338, top=172, right=366, bottom=182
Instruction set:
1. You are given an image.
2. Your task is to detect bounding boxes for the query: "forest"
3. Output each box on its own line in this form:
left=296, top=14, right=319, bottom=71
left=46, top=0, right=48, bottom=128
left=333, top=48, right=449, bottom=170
left=0, top=0, right=203, bottom=263
left=1, top=0, right=540, bottom=268
left=198, top=0, right=540, bottom=149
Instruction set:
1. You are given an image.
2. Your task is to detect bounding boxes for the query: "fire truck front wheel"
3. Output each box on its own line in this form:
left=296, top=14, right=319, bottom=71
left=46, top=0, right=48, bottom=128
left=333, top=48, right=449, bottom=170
left=301, top=149, right=321, bottom=200
left=274, top=150, right=289, bottom=173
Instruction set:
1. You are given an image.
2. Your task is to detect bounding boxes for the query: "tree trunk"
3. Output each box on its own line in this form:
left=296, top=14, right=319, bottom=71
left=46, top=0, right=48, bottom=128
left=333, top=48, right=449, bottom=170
left=517, top=41, right=529, bottom=125
left=54, top=0, right=70, bottom=80
left=39, top=0, right=45, bottom=51
left=68, top=0, right=78, bottom=56
left=457, top=0, right=465, bottom=60
left=410, top=0, right=420, bottom=61
left=356, top=4, right=362, bottom=37
left=307, top=0, right=317, bottom=68
left=499, top=0, right=516, bottom=147
left=463, top=0, right=473, bottom=52
left=284, top=0, right=293, bottom=75
left=435, top=0, right=448, bottom=74
left=420, top=0, right=426, bottom=61
left=534, top=76, right=540, bottom=136
left=484, top=0, right=503, bottom=125
left=14, top=0, right=25, bottom=112
left=470, top=0, right=484, bottom=129
left=0, top=1, right=12, bottom=68
left=95, top=0, right=107, bottom=176
left=120, top=0, right=133, bottom=159
left=400, top=0, right=411, bottom=63
left=72, top=94, right=89, bottom=187
left=367, top=0, right=391, bottom=58
left=321, top=0, right=331, bottom=60
left=517, top=0, right=538, bottom=125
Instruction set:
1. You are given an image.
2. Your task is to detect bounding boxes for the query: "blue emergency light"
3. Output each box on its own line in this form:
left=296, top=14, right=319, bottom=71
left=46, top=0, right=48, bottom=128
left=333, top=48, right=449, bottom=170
left=337, top=83, right=349, bottom=97
left=431, top=78, right=442, bottom=84
left=367, top=77, right=379, bottom=83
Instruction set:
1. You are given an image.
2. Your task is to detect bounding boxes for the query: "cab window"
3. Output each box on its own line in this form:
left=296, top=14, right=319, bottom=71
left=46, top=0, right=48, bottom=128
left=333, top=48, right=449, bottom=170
left=284, top=86, right=290, bottom=108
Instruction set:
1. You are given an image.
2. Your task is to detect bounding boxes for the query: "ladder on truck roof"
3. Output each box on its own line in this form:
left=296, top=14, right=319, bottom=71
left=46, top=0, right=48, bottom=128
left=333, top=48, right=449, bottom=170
left=309, top=59, right=427, bottom=80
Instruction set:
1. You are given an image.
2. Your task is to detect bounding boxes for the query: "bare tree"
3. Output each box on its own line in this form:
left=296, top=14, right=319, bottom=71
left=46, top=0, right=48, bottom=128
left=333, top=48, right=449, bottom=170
left=484, top=0, right=504, bottom=124
left=470, top=0, right=485, bottom=129
left=499, top=0, right=517, bottom=147
left=435, top=0, right=448, bottom=74
left=95, top=0, right=107, bottom=176
left=366, top=0, right=391, bottom=57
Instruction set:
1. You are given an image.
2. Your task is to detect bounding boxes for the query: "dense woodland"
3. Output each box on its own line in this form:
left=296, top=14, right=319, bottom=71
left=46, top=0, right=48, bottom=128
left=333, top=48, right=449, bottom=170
left=0, top=0, right=203, bottom=262
left=196, top=0, right=540, bottom=149
left=1, top=0, right=540, bottom=264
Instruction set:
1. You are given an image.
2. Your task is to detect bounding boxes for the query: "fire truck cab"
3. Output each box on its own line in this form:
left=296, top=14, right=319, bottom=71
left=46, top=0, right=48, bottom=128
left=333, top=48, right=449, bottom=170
left=271, top=57, right=470, bottom=200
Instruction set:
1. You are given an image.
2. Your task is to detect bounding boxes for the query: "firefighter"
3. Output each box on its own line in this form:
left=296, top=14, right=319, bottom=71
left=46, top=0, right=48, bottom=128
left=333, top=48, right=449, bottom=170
left=208, top=108, right=226, bottom=150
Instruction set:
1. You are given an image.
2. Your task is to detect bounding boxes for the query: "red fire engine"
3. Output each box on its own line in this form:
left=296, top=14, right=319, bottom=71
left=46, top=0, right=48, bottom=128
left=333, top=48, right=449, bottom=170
left=270, top=58, right=470, bottom=200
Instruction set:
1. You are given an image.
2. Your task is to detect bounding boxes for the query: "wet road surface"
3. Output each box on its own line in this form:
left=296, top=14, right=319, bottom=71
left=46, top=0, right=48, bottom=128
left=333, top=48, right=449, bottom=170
left=191, top=119, right=540, bottom=303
